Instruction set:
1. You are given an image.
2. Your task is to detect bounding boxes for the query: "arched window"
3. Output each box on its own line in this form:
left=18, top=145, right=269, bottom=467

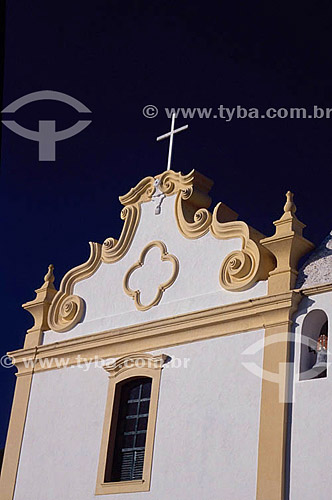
left=300, top=310, right=328, bottom=380
left=105, top=377, right=152, bottom=483
left=96, top=353, right=167, bottom=495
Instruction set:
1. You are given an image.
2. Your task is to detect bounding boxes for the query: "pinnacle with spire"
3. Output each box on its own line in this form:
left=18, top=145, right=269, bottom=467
left=260, top=191, right=314, bottom=294
left=22, top=264, right=57, bottom=348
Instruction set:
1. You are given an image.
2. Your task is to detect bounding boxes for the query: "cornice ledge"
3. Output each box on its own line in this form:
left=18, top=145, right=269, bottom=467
left=297, top=282, right=332, bottom=296
left=10, top=290, right=301, bottom=372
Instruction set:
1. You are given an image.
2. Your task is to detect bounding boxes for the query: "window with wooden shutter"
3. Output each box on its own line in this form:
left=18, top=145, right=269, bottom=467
left=96, top=353, right=167, bottom=495
left=105, top=378, right=152, bottom=482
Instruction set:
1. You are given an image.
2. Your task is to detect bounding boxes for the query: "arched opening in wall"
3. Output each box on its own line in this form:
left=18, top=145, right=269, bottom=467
left=300, top=310, right=328, bottom=381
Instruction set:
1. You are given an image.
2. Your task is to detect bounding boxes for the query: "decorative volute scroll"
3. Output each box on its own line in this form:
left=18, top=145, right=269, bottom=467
left=261, top=191, right=314, bottom=294
left=123, top=240, right=179, bottom=311
left=48, top=242, right=102, bottom=333
left=22, top=265, right=58, bottom=347
left=172, top=170, right=240, bottom=239
left=102, top=169, right=218, bottom=260
left=211, top=205, right=276, bottom=291
left=104, top=353, right=168, bottom=377
left=173, top=170, right=213, bottom=238
left=161, top=169, right=275, bottom=290
left=102, top=176, right=155, bottom=263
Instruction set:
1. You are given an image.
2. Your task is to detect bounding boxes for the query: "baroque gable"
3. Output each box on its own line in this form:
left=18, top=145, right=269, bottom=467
left=42, top=169, right=278, bottom=341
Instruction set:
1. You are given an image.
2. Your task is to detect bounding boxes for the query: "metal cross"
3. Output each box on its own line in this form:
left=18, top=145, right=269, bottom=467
left=156, top=113, right=188, bottom=171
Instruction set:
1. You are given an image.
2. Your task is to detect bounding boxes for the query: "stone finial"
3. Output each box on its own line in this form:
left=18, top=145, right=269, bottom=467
left=40, top=264, right=55, bottom=290
left=283, top=191, right=296, bottom=215
left=34, top=263, right=56, bottom=295
left=22, top=265, right=57, bottom=348
left=260, top=192, right=314, bottom=294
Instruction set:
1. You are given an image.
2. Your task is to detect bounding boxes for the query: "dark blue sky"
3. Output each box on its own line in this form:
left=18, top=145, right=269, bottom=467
left=1, top=1, right=332, bottom=448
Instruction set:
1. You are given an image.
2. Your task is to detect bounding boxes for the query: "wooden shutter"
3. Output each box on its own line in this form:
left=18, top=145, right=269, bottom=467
left=107, top=378, right=152, bottom=482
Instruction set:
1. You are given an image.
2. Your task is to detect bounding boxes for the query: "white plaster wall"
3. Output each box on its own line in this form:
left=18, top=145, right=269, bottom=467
left=14, top=330, right=264, bottom=500
left=44, top=196, right=267, bottom=344
left=290, top=291, right=332, bottom=500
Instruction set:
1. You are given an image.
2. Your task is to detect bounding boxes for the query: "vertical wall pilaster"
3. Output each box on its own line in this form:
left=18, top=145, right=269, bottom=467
left=256, top=192, right=314, bottom=500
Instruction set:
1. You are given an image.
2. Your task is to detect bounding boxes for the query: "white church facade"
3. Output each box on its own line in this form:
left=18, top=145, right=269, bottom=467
left=1, top=168, right=331, bottom=500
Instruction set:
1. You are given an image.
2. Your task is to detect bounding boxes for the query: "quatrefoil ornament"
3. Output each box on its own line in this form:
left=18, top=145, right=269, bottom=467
left=123, top=241, right=179, bottom=311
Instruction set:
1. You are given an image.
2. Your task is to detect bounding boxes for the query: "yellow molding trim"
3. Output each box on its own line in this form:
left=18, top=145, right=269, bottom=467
left=0, top=349, right=37, bottom=500
left=123, top=241, right=179, bottom=311
left=119, top=175, right=155, bottom=205
left=156, top=169, right=199, bottom=195
left=211, top=208, right=275, bottom=291
left=10, top=291, right=299, bottom=376
left=102, top=204, right=141, bottom=263
left=170, top=170, right=275, bottom=291
left=48, top=242, right=102, bottom=333
left=95, top=353, right=166, bottom=494
left=253, top=193, right=314, bottom=499
left=173, top=177, right=213, bottom=239
left=256, top=291, right=303, bottom=500
left=104, top=353, right=168, bottom=377
left=101, top=171, right=199, bottom=263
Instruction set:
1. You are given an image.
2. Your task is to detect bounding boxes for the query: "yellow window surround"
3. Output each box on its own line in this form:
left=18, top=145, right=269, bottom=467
left=95, top=353, right=167, bottom=495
